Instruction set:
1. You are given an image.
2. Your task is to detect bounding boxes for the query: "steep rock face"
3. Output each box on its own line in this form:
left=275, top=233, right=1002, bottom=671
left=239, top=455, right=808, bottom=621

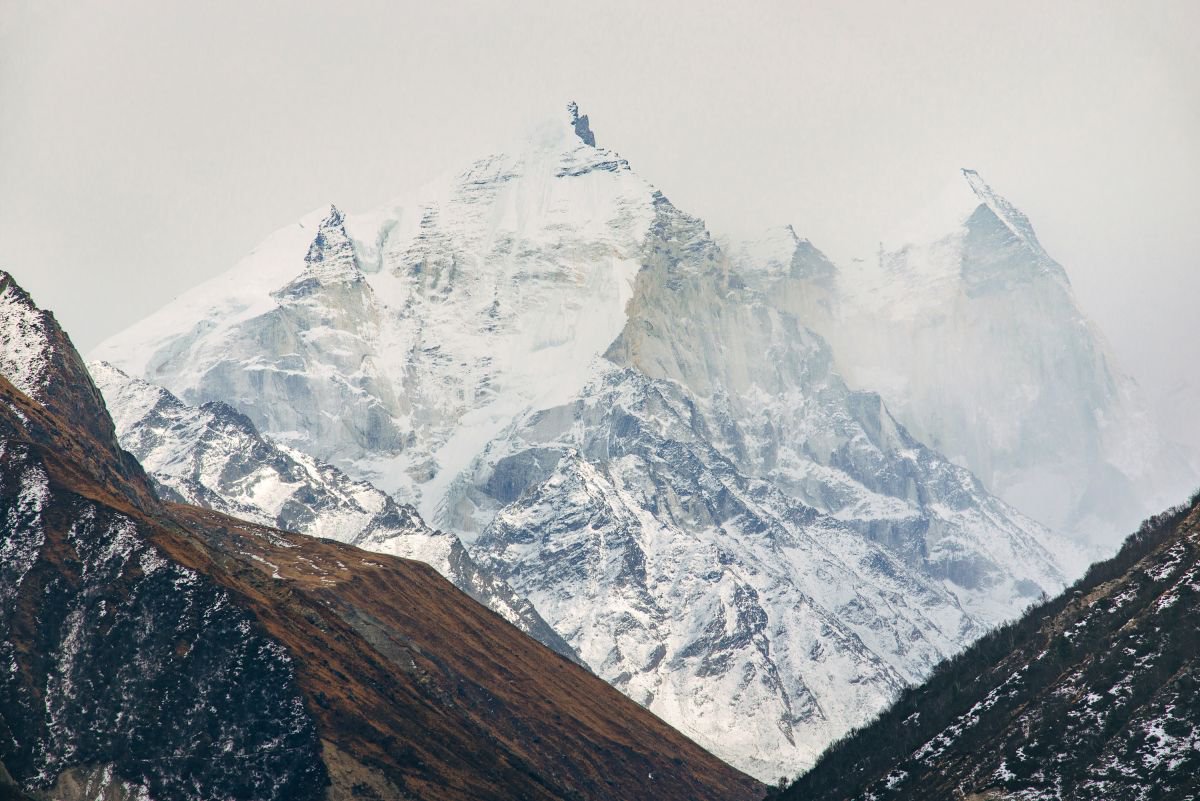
left=0, top=432, right=324, bottom=801
left=783, top=491, right=1200, bottom=801
left=461, top=199, right=1075, bottom=779
left=0, top=271, right=762, bottom=801
left=746, top=171, right=1195, bottom=546
left=0, top=275, right=153, bottom=512
left=90, top=109, right=1079, bottom=781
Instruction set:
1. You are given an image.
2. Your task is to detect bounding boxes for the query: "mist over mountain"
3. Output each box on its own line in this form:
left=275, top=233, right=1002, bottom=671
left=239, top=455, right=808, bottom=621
left=730, top=170, right=1197, bottom=548
left=5, top=3, right=1197, bottom=795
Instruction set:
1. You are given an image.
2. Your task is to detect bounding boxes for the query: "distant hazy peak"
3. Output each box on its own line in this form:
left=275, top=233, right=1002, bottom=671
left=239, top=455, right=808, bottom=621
left=723, top=224, right=839, bottom=287
left=567, top=100, right=596, bottom=147
left=961, top=167, right=1051, bottom=262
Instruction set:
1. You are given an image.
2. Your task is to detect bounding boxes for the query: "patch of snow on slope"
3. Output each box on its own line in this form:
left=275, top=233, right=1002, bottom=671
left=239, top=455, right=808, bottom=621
left=0, top=276, right=53, bottom=400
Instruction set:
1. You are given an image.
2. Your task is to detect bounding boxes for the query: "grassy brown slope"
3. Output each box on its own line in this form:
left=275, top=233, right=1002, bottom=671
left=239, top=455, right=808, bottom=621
left=161, top=503, right=761, bottom=801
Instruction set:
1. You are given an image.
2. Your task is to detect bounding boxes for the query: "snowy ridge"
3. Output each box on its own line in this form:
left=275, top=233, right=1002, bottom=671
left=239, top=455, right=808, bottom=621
left=90, top=361, right=578, bottom=660
left=468, top=365, right=1045, bottom=777
left=961, top=168, right=1051, bottom=264
left=92, top=107, right=657, bottom=520
left=0, top=273, right=54, bottom=401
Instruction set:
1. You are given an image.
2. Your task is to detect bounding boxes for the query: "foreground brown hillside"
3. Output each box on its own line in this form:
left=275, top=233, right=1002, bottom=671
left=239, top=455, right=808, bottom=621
left=781, top=487, right=1200, bottom=801
left=0, top=271, right=761, bottom=801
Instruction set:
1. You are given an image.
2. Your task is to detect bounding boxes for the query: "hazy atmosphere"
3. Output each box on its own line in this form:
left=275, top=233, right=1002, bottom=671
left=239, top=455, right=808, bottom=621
left=3, top=0, right=1199, bottom=441
left=5, top=3, right=1200, bottom=796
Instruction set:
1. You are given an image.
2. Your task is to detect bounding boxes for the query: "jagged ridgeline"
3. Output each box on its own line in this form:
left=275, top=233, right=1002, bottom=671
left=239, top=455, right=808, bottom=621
left=0, top=271, right=762, bottom=800
left=780, top=490, right=1200, bottom=801
left=89, top=103, right=1084, bottom=779
left=753, top=169, right=1197, bottom=546
left=87, top=360, right=580, bottom=663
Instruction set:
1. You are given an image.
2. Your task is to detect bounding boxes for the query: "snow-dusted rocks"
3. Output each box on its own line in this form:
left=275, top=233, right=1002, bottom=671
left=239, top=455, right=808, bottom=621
left=93, top=106, right=1084, bottom=780
left=0, top=275, right=54, bottom=402
left=462, top=197, right=1075, bottom=777
left=90, top=361, right=577, bottom=660
left=782, top=492, right=1200, bottom=801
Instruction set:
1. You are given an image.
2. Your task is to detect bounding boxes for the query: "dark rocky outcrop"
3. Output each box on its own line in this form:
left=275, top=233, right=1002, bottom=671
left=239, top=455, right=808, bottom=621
left=781, top=489, right=1200, bottom=801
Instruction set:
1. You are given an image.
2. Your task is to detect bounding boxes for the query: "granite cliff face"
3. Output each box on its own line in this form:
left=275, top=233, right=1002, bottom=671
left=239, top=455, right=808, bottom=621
left=91, top=107, right=1082, bottom=780
left=0, top=271, right=761, bottom=801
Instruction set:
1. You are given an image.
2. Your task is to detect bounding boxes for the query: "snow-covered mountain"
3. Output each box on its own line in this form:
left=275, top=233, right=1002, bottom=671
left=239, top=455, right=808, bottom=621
left=462, top=193, right=1077, bottom=777
left=92, top=106, right=648, bottom=522
left=733, top=171, right=1196, bottom=547
left=89, top=360, right=577, bottom=661
left=93, top=105, right=1082, bottom=779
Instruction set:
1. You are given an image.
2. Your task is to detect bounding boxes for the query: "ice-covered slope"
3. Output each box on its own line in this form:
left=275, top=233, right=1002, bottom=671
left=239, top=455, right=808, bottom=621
left=92, top=109, right=656, bottom=520
left=736, top=170, right=1195, bottom=547
left=89, top=360, right=577, bottom=661
left=93, top=106, right=1080, bottom=780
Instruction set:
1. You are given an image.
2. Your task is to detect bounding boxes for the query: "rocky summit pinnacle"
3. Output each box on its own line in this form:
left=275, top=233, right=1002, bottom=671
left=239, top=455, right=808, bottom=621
left=959, top=167, right=1051, bottom=263
left=0, top=271, right=53, bottom=401
left=304, top=204, right=353, bottom=266
left=567, top=100, right=596, bottom=146
left=273, top=205, right=364, bottom=301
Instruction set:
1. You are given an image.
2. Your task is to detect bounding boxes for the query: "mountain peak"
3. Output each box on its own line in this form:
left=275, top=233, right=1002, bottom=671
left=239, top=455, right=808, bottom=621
left=0, top=271, right=156, bottom=509
left=960, top=168, right=1050, bottom=262
left=0, top=271, right=54, bottom=401
left=271, top=204, right=364, bottom=299
left=567, top=100, right=596, bottom=147
left=304, top=205, right=350, bottom=264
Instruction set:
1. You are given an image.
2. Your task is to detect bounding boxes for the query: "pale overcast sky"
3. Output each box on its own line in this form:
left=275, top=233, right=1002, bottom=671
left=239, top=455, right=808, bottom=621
left=2, top=0, right=1198, bottom=430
